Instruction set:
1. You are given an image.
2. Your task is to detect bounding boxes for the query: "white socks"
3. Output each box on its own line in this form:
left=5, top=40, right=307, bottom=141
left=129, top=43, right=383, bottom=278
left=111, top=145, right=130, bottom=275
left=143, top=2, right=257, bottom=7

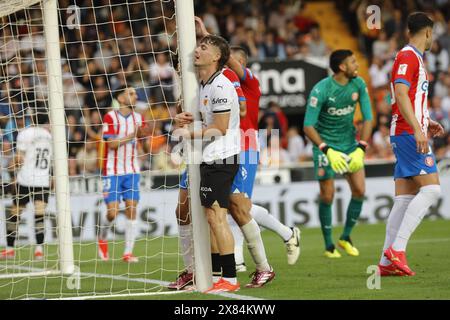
left=250, top=204, right=293, bottom=241
left=229, top=218, right=245, bottom=265
left=240, top=219, right=271, bottom=271
left=124, top=219, right=137, bottom=255
left=379, top=194, right=414, bottom=266
left=100, top=219, right=113, bottom=240
left=179, top=224, right=194, bottom=273
left=392, top=185, right=441, bottom=252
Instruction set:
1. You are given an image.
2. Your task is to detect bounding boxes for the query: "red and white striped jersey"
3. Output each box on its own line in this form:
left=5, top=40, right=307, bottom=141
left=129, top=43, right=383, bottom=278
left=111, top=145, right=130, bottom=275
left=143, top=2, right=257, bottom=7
left=390, top=45, right=429, bottom=136
left=102, top=110, right=143, bottom=176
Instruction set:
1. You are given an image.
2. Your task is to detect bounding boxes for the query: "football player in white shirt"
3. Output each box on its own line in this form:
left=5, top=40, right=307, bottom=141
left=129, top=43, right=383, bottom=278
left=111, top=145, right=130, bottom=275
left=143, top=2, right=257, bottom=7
left=1, top=113, right=52, bottom=260
left=97, top=86, right=151, bottom=263
left=172, top=34, right=244, bottom=292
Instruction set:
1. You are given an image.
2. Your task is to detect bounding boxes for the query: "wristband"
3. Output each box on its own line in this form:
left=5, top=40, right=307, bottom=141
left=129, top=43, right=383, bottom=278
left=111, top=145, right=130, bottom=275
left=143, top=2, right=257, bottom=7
left=319, top=142, right=329, bottom=154
left=357, top=140, right=368, bottom=152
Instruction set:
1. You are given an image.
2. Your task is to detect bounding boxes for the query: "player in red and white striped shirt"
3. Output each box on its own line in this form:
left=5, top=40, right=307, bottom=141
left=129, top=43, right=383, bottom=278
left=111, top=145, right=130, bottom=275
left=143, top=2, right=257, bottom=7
left=378, top=13, right=444, bottom=277
left=98, top=86, right=150, bottom=263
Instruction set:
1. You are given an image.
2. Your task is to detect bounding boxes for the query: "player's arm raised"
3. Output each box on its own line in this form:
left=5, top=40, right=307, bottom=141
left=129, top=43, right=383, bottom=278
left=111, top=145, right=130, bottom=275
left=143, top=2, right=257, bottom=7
left=394, top=83, right=428, bottom=153
left=303, top=88, right=349, bottom=174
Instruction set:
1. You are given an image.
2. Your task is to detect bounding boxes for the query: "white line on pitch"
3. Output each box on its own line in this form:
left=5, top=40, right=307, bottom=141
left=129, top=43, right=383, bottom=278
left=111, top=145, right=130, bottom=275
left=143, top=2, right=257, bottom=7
left=0, top=263, right=262, bottom=300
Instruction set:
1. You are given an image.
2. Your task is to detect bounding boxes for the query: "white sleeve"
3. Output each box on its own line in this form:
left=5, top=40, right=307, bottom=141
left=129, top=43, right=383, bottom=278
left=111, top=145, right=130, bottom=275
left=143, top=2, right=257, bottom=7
left=210, top=82, right=234, bottom=114
left=16, top=130, right=29, bottom=152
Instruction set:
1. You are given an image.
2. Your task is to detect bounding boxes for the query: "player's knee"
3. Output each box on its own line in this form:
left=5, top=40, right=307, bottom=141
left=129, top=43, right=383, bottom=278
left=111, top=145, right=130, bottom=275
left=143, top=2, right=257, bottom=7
left=229, top=202, right=250, bottom=226
left=176, top=204, right=191, bottom=225
left=34, top=201, right=46, bottom=216
left=352, top=187, right=365, bottom=199
left=106, top=210, right=117, bottom=222
left=320, top=193, right=334, bottom=204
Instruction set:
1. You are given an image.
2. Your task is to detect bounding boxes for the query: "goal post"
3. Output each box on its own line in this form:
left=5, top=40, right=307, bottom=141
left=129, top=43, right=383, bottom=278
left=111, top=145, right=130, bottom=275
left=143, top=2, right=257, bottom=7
left=42, top=0, right=75, bottom=275
left=0, top=0, right=75, bottom=276
left=174, top=0, right=212, bottom=293
left=0, top=0, right=212, bottom=299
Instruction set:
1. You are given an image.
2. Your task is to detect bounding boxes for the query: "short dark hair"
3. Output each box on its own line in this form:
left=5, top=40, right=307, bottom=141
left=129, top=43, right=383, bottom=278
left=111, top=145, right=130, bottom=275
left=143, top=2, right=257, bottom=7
left=200, top=34, right=230, bottom=69
left=407, top=12, right=434, bottom=35
left=329, top=49, right=353, bottom=73
left=230, top=45, right=248, bottom=63
left=112, top=85, right=128, bottom=100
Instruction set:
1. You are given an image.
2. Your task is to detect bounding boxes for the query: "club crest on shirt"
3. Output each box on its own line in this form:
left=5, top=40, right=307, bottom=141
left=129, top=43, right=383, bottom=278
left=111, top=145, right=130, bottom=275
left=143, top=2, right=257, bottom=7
left=203, top=98, right=208, bottom=106
left=310, top=96, right=318, bottom=107
left=318, top=168, right=325, bottom=177
left=425, top=156, right=434, bottom=167
left=351, top=92, right=359, bottom=101
left=398, top=64, right=408, bottom=75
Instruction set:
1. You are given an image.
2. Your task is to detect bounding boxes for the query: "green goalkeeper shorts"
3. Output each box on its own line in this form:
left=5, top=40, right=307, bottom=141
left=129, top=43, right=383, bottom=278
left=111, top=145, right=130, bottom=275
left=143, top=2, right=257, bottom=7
left=312, top=144, right=358, bottom=181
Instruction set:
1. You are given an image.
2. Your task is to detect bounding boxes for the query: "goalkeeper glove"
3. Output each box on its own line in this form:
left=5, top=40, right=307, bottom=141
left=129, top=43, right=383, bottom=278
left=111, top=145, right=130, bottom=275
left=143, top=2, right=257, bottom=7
left=348, top=141, right=367, bottom=173
left=319, top=143, right=350, bottom=175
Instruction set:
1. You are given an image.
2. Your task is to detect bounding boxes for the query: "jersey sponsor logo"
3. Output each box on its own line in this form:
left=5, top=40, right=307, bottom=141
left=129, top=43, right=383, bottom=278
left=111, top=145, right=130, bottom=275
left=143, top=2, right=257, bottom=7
left=398, top=64, right=408, bottom=75
left=212, top=97, right=228, bottom=104
left=327, top=105, right=354, bottom=116
left=351, top=92, right=359, bottom=101
left=200, top=186, right=212, bottom=192
left=310, top=96, right=318, bottom=107
left=425, top=156, right=434, bottom=167
left=421, top=81, right=429, bottom=91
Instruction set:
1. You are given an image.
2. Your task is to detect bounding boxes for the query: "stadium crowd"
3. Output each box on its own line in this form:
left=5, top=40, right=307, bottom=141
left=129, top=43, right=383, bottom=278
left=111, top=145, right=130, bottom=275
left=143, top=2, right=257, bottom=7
left=0, top=0, right=449, bottom=179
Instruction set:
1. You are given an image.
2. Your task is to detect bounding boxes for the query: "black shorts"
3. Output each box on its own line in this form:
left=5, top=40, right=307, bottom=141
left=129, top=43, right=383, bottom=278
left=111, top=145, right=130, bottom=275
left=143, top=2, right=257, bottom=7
left=200, top=155, right=239, bottom=209
left=14, top=185, right=50, bottom=207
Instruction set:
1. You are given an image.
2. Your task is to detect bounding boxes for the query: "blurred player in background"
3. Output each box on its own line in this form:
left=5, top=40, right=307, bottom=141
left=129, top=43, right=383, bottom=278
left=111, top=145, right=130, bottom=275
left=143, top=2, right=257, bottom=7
left=1, top=112, right=52, bottom=260
left=378, top=12, right=443, bottom=276
left=97, top=86, right=150, bottom=263
left=304, top=49, right=373, bottom=258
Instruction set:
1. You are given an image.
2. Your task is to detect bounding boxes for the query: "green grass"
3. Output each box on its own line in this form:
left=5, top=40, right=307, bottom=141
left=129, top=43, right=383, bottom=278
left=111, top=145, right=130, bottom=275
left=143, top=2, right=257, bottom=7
left=1, top=219, right=450, bottom=300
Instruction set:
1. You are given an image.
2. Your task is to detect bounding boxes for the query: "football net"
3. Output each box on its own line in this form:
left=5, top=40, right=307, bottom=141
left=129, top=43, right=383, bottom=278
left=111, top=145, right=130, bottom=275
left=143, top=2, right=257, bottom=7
left=0, top=0, right=204, bottom=299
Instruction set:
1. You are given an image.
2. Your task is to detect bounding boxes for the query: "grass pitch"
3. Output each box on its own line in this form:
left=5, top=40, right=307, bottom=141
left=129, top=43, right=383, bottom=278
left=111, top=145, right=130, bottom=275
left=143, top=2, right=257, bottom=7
left=1, top=219, right=449, bottom=300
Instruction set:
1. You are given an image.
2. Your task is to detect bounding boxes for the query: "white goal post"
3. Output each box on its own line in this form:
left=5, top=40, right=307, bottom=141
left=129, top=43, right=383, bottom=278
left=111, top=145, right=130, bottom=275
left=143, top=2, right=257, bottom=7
left=0, top=0, right=211, bottom=298
left=175, top=0, right=212, bottom=293
left=0, top=0, right=75, bottom=276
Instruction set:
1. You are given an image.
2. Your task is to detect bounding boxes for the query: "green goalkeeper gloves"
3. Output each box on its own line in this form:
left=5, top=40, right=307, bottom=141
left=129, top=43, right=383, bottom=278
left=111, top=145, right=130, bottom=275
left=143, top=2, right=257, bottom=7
left=320, top=144, right=350, bottom=175
left=348, top=142, right=367, bottom=173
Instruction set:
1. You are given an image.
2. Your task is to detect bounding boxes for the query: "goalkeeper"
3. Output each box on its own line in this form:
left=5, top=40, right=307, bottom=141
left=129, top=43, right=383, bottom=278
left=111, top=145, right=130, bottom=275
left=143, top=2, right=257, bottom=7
left=303, top=49, right=373, bottom=258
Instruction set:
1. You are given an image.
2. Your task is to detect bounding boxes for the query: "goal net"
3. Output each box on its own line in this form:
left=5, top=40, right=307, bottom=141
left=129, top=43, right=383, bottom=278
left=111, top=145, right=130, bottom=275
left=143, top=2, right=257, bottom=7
left=0, top=0, right=203, bottom=299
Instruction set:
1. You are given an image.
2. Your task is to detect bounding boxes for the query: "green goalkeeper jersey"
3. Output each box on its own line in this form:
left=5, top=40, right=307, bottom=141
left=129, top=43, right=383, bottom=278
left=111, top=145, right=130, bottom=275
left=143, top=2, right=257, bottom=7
left=304, top=75, right=372, bottom=152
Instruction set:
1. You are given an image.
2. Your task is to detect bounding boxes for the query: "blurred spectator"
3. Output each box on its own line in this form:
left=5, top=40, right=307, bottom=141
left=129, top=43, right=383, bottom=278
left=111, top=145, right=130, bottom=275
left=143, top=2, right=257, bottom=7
left=258, top=30, right=287, bottom=60
left=369, top=56, right=392, bottom=90
left=268, top=101, right=288, bottom=148
left=429, top=96, right=450, bottom=133
left=426, top=41, right=449, bottom=75
left=268, top=3, right=294, bottom=40
left=371, top=123, right=394, bottom=160
left=287, top=127, right=312, bottom=162
left=433, top=72, right=449, bottom=98
left=372, top=31, right=390, bottom=60
left=260, top=135, right=291, bottom=168
left=63, top=72, right=85, bottom=119
left=76, top=139, right=99, bottom=175
left=307, top=24, right=328, bottom=57
left=3, top=107, right=31, bottom=143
